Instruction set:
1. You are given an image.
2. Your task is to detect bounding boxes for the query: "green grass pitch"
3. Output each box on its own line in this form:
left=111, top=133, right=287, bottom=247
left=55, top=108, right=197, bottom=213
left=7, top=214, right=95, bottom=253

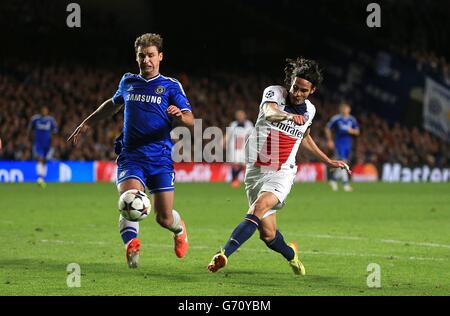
left=0, top=182, right=449, bottom=296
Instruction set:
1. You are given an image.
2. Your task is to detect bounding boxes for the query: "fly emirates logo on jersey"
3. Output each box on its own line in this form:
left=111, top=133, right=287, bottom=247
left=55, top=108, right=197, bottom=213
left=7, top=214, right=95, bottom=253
left=271, top=119, right=305, bottom=139
left=126, top=93, right=162, bottom=105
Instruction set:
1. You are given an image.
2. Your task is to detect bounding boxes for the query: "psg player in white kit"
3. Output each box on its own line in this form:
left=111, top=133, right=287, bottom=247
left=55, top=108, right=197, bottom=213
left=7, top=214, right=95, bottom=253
left=208, top=58, right=350, bottom=275
left=225, top=110, right=253, bottom=188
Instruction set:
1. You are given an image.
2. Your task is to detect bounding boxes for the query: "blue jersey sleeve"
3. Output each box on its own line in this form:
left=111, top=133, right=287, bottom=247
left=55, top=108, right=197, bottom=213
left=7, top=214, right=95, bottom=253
left=29, top=118, right=36, bottom=131
left=51, top=117, right=58, bottom=133
left=169, top=80, right=192, bottom=112
left=112, top=74, right=126, bottom=105
left=351, top=117, right=359, bottom=129
left=326, top=115, right=338, bottom=130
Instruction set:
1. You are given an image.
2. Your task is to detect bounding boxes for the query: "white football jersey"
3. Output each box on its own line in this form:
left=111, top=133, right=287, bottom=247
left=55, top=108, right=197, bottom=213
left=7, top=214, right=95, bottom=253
left=245, top=85, right=316, bottom=170
left=227, top=120, right=254, bottom=152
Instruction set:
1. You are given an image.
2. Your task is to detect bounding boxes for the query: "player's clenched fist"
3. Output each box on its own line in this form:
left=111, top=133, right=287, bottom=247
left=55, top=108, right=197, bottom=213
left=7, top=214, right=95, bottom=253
left=167, top=105, right=182, bottom=118
left=290, top=114, right=305, bottom=125
left=327, top=159, right=352, bottom=175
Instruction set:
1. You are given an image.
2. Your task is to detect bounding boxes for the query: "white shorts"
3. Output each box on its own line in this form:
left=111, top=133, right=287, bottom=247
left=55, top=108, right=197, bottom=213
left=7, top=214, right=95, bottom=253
left=228, top=149, right=246, bottom=164
left=244, top=164, right=297, bottom=219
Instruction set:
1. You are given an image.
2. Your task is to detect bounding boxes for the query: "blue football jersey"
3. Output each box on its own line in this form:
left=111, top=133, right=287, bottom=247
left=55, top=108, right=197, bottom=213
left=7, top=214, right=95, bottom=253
left=112, top=73, right=192, bottom=164
left=30, top=115, right=57, bottom=148
left=326, top=114, right=358, bottom=148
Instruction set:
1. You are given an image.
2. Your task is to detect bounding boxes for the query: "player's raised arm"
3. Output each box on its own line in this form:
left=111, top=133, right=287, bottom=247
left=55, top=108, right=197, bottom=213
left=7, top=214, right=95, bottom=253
left=262, top=102, right=305, bottom=125
left=301, top=128, right=351, bottom=174
left=67, top=98, right=123, bottom=145
left=324, top=126, right=334, bottom=150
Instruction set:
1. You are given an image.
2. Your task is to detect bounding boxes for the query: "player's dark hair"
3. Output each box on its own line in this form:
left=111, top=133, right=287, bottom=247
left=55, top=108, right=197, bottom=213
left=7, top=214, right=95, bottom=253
left=339, top=99, right=351, bottom=108
left=134, top=33, right=163, bottom=53
left=284, top=57, right=323, bottom=88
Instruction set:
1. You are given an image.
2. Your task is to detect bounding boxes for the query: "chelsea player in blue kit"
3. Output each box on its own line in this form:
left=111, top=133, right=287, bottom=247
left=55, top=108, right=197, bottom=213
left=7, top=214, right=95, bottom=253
left=29, top=106, right=58, bottom=188
left=68, top=33, right=194, bottom=268
left=325, top=101, right=359, bottom=192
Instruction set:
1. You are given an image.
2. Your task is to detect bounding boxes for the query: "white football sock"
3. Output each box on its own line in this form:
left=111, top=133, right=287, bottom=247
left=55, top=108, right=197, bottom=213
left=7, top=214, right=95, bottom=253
left=170, top=209, right=183, bottom=235
left=333, top=168, right=341, bottom=181
left=119, top=215, right=139, bottom=245
left=341, top=168, right=349, bottom=184
left=37, top=162, right=47, bottom=178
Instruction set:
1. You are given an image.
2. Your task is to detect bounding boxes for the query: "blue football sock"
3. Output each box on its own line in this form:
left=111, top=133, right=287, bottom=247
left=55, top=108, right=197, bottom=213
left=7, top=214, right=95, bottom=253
left=119, top=216, right=139, bottom=244
left=223, top=214, right=261, bottom=257
left=264, top=230, right=295, bottom=261
left=120, top=226, right=138, bottom=244
left=330, top=168, right=338, bottom=182
left=231, top=167, right=240, bottom=181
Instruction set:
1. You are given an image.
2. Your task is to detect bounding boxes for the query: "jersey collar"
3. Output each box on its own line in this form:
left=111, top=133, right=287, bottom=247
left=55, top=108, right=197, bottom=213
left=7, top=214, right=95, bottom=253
left=284, top=95, right=307, bottom=114
left=138, top=73, right=161, bottom=82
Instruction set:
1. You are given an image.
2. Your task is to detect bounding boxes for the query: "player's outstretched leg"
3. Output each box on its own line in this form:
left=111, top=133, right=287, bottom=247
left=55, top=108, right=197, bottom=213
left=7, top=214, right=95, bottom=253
left=259, top=214, right=305, bottom=276
left=208, top=192, right=278, bottom=273
left=119, top=215, right=141, bottom=268
left=208, top=213, right=261, bottom=272
left=153, top=191, right=189, bottom=258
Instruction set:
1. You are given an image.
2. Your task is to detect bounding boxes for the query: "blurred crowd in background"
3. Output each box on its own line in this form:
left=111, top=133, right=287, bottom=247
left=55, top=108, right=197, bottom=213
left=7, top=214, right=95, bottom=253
left=1, top=57, right=449, bottom=167
left=2, top=0, right=450, bottom=167
left=399, top=48, right=450, bottom=86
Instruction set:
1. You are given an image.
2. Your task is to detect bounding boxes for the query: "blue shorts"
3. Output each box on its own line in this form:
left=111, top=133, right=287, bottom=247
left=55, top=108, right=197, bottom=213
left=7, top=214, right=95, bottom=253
left=336, top=146, right=351, bottom=161
left=116, top=154, right=175, bottom=194
left=33, top=145, right=52, bottom=160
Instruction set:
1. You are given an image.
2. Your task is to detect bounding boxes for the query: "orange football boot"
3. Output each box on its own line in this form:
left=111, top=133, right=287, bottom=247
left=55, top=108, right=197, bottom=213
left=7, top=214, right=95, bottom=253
left=174, top=220, right=189, bottom=258
left=207, top=249, right=228, bottom=273
left=231, top=180, right=240, bottom=188
left=126, top=238, right=141, bottom=268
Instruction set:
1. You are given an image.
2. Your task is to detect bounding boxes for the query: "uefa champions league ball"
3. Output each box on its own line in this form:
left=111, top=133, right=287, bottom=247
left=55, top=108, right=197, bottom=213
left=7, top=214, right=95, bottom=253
left=118, top=189, right=151, bottom=222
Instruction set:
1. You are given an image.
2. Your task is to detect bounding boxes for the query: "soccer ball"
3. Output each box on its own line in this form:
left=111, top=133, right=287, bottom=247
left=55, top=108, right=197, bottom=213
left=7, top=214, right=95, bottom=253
left=118, top=189, right=151, bottom=222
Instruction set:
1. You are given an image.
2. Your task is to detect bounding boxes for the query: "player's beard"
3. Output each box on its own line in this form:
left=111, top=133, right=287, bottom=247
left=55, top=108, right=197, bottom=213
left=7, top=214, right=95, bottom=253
left=290, top=94, right=305, bottom=105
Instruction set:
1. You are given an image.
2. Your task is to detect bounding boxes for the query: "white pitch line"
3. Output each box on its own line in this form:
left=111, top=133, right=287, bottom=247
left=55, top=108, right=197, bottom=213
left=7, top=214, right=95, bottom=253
left=380, top=239, right=450, bottom=249
left=27, top=227, right=450, bottom=250
left=292, top=233, right=365, bottom=241
left=196, top=229, right=450, bottom=250
left=291, top=233, right=450, bottom=249
left=38, top=239, right=450, bottom=262
left=40, top=239, right=107, bottom=245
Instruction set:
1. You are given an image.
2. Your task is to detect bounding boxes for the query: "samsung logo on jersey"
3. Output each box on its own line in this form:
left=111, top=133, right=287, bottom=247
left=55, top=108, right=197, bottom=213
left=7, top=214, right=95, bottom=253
left=36, top=122, right=52, bottom=130
left=272, top=121, right=304, bottom=138
left=126, top=93, right=162, bottom=104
